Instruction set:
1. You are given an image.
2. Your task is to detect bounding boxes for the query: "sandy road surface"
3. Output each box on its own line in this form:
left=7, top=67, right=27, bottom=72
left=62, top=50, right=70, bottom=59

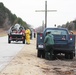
left=0, top=38, right=76, bottom=75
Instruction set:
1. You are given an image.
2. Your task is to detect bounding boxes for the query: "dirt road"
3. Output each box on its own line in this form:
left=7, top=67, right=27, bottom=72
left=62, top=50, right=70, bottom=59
left=0, top=38, right=76, bottom=75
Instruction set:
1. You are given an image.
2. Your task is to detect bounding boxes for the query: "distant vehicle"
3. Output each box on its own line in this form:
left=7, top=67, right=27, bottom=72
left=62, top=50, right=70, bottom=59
left=8, top=24, right=25, bottom=44
left=36, top=28, right=75, bottom=59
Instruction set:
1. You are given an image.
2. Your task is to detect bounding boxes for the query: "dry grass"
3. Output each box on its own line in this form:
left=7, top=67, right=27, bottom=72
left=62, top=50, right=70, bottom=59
left=0, top=29, right=7, bottom=37
left=72, top=30, right=76, bottom=34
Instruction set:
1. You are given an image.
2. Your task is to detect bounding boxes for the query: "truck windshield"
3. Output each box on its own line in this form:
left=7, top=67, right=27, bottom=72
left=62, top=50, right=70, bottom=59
left=46, top=29, right=67, bottom=35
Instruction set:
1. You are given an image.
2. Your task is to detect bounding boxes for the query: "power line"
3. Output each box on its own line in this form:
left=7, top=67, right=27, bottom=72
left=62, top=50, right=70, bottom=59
left=35, top=1, right=57, bottom=29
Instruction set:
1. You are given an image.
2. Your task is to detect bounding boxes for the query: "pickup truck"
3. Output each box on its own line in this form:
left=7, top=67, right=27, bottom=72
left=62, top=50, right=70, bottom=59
left=8, top=24, right=25, bottom=44
left=36, top=28, right=75, bottom=59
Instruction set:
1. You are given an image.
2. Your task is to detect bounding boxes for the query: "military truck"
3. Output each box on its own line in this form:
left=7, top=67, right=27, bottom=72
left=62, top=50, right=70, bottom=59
left=8, top=24, right=25, bottom=44
left=36, top=28, right=75, bottom=59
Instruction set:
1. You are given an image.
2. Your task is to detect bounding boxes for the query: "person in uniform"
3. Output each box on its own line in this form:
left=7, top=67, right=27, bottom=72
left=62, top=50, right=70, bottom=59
left=25, top=29, right=31, bottom=44
left=44, top=31, right=54, bottom=60
left=70, top=31, right=73, bottom=34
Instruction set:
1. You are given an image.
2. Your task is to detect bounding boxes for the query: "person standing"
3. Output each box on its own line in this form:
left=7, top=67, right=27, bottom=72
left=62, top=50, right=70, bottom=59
left=70, top=31, right=73, bottom=34
left=44, top=31, right=54, bottom=60
left=25, top=29, right=31, bottom=44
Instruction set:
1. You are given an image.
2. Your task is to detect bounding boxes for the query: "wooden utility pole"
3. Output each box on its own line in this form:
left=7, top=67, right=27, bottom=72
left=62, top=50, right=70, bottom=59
left=35, top=1, right=57, bottom=29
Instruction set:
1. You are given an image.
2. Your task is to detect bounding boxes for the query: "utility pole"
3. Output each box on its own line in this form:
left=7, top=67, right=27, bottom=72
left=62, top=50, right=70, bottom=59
left=45, top=1, right=47, bottom=28
left=42, top=20, right=45, bottom=31
left=35, top=1, right=57, bottom=29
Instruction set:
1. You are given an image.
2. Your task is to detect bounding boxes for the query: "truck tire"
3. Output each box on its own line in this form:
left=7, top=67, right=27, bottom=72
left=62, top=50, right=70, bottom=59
left=23, top=40, right=25, bottom=44
left=73, top=51, right=75, bottom=57
left=65, top=53, right=70, bottom=59
left=23, top=36, right=25, bottom=44
left=42, top=50, right=45, bottom=58
left=45, top=52, right=51, bottom=60
left=8, top=40, right=11, bottom=43
left=37, top=50, right=42, bottom=58
left=70, top=53, right=73, bottom=59
left=74, top=53, right=75, bottom=57
left=8, top=36, right=11, bottom=43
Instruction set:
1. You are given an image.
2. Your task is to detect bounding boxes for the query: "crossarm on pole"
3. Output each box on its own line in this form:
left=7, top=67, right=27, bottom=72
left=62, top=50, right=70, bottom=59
left=35, top=10, right=57, bottom=12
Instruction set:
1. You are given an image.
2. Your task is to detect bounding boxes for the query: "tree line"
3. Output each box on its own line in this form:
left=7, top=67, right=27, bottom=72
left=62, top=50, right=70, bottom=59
left=58, top=19, right=76, bottom=31
left=0, top=2, right=29, bottom=29
left=35, top=19, right=76, bottom=33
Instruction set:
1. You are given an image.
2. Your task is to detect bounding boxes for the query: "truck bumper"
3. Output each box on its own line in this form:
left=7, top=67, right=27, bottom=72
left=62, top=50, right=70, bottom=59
left=9, top=34, right=25, bottom=41
left=53, top=45, right=75, bottom=53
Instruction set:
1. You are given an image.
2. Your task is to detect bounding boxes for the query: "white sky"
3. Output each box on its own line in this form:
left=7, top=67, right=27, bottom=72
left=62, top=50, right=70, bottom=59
left=0, top=0, right=76, bottom=28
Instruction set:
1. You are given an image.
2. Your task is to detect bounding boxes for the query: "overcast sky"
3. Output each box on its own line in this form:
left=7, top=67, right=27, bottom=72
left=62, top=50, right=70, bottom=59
left=0, top=0, right=76, bottom=28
